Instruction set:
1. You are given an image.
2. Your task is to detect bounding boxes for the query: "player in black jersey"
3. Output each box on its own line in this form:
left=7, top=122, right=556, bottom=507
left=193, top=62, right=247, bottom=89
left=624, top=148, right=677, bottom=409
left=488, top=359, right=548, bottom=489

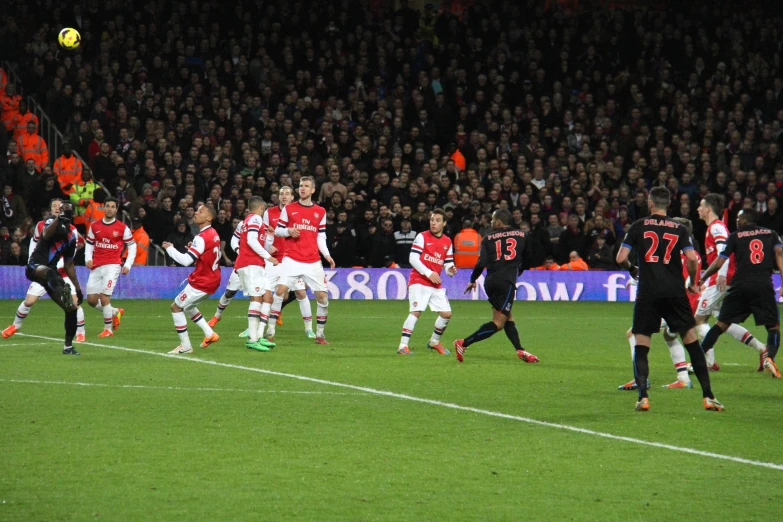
left=699, top=208, right=783, bottom=378
left=26, top=202, right=84, bottom=355
left=616, top=187, right=723, bottom=412
left=453, top=209, right=539, bottom=363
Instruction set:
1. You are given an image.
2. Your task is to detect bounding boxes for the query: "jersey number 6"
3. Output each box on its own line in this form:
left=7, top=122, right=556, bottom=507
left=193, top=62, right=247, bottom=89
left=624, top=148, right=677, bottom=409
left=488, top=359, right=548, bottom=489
left=495, top=238, right=517, bottom=261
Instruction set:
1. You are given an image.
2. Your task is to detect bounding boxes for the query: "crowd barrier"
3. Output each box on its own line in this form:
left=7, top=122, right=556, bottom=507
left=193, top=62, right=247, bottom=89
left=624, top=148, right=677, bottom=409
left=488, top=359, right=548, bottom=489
left=0, top=267, right=780, bottom=302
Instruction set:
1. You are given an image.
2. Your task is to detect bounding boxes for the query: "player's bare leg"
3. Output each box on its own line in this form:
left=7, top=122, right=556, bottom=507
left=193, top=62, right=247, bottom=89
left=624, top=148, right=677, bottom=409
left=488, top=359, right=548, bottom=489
left=169, top=302, right=193, bottom=354
left=398, top=310, right=420, bottom=355
left=427, top=311, right=452, bottom=355
left=209, top=289, right=237, bottom=328
left=295, top=289, right=315, bottom=338
left=680, top=327, right=723, bottom=410
left=313, top=291, right=329, bottom=344
left=3, top=294, right=39, bottom=339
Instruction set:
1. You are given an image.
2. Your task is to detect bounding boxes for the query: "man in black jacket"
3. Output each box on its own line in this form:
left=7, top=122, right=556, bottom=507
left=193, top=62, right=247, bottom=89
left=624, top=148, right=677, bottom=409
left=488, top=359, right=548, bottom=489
left=331, top=221, right=357, bottom=268
left=368, top=218, right=397, bottom=267
left=525, top=213, right=552, bottom=268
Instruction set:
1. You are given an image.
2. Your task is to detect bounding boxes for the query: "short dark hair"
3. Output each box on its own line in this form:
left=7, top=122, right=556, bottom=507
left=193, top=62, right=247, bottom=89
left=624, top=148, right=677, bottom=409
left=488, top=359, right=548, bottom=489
left=248, top=196, right=265, bottom=211
left=104, top=196, right=117, bottom=206
left=740, top=208, right=759, bottom=225
left=94, top=190, right=107, bottom=204
left=432, top=208, right=446, bottom=219
left=702, top=193, right=725, bottom=216
left=493, top=208, right=513, bottom=226
left=649, top=187, right=670, bottom=210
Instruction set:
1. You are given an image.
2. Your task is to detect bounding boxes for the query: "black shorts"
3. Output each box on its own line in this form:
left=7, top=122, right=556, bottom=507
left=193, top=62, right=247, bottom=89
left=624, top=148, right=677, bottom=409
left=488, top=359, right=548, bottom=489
left=719, top=284, right=780, bottom=326
left=632, top=293, right=696, bottom=337
left=485, top=277, right=516, bottom=316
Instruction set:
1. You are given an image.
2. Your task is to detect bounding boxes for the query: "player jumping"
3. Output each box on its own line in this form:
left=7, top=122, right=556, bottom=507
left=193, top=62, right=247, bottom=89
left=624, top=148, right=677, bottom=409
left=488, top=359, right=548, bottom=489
left=696, top=194, right=768, bottom=371
left=85, top=197, right=135, bottom=337
left=3, top=199, right=87, bottom=342
left=398, top=208, right=457, bottom=355
left=163, top=205, right=221, bottom=355
left=272, top=177, right=335, bottom=344
left=699, top=208, right=783, bottom=379
left=616, top=187, right=723, bottom=412
left=453, top=209, right=540, bottom=363
left=24, top=202, right=85, bottom=354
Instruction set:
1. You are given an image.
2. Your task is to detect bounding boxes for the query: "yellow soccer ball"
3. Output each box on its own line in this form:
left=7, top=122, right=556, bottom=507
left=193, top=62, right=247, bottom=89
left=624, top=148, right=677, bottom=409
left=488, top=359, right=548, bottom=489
left=58, top=27, right=81, bottom=49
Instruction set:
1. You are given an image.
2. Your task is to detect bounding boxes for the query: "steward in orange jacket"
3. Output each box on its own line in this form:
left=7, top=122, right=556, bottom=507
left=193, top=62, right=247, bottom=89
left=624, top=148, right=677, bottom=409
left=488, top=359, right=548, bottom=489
left=16, top=120, right=49, bottom=170
left=453, top=222, right=481, bottom=268
left=531, top=256, right=561, bottom=271
left=53, top=142, right=84, bottom=194
left=559, top=251, right=589, bottom=271
left=0, top=83, right=20, bottom=132
left=12, top=101, right=38, bottom=137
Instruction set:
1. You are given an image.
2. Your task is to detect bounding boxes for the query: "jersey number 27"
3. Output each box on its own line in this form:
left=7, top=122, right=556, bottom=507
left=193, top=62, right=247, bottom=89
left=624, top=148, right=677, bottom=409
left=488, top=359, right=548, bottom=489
left=644, top=232, right=678, bottom=264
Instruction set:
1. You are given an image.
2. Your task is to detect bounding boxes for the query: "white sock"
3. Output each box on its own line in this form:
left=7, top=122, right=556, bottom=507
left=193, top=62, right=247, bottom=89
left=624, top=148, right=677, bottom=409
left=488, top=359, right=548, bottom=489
left=695, top=323, right=714, bottom=365
left=248, top=302, right=262, bottom=342
left=400, top=314, right=418, bottom=348
left=316, top=300, right=328, bottom=337
left=268, top=294, right=284, bottom=336
left=298, top=298, right=312, bottom=331
left=190, top=308, right=214, bottom=337
left=215, top=294, right=232, bottom=319
left=76, top=306, right=85, bottom=334
left=103, top=305, right=113, bottom=332
left=725, top=324, right=766, bottom=353
left=172, top=311, right=191, bottom=348
left=665, top=338, right=691, bottom=384
left=258, top=302, right=271, bottom=338
left=627, top=334, right=635, bottom=360
left=430, top=316, right=450, bottom=344
left=13, top=303, right=31, bottom=328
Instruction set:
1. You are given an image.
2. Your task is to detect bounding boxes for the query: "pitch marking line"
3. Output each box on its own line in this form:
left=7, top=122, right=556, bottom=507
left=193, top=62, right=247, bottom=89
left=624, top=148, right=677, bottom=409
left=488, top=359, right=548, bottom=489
left=0, top=379, right=362, bottom=396
left=16, top=333, right=783, bottom=472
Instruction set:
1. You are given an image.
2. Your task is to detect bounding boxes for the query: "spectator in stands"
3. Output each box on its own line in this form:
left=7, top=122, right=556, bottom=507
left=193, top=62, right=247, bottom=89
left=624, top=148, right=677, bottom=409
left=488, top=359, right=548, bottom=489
left=588, top=236, right=616, bottom=270
left=12, top=100, right=37, bottom=137
left=53, top=141, right=83, bottom=195
left=368, top=218, right=397, bottom=268
left=394, top=218, right=416, bottom=267
left=557, top=215, right=584, bottom=264
left=130, top=217, right=150, bottom=266
left=165, top=221, right=194, bottom=267
left=560, top=251, right=589, bottom=271
left=531, top=256, right=561, bottom=271
left=760, top=197, right=783, bottom=233
left=17, top=158, right=40, bottom=201
left=83, top=189, right=106, bottom=232
left=16, top=120, right=47, bottom=171
left=2, top=241, right=24, bottom=265
left=70, top=169, right=97, bottom=233
left=331, top=220, right=358, bottom=268
left=1, top=183, right=26, bottom=228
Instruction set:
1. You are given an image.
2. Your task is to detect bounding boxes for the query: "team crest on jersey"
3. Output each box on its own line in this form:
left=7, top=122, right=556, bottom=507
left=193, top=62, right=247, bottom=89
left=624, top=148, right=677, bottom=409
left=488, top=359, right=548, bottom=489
left=314, top=212, right=320, bottom=219
left=113, top=231, right=119, bottom=238
left=413, top=301, right=418, bottom=307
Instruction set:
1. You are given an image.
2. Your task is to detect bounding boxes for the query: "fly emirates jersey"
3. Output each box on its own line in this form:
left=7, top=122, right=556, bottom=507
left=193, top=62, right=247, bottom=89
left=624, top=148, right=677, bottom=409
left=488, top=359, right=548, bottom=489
left=87, top=218, right=134, bottom=267
left=276, top=201, right=326, bottom=263
left=263, top=205, right=287, bottom=258
left=186, top=226, right=222, bottom=294
left=234, top=214, right=268, bottom=269
left=704, top=219, right=735, bottom=287
left=409, top=231, right=454, bottom=289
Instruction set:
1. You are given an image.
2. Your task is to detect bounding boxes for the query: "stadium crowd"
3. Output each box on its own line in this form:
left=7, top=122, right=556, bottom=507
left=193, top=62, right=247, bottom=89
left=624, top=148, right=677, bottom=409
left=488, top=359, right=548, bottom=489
left=1, top=0, right=783, bottom=270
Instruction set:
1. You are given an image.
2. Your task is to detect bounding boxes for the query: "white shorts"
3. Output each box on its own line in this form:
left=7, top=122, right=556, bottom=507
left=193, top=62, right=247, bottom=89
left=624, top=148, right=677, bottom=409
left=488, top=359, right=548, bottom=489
left=226, top=270, right=241, bottom=292
left=696, top=285, right=726, bottom=317
left=408, top=284, right=451, bottom=313
left=278, top=258, right=327, bottom=293
left=264, top=263, right=306, bottom=292
left=27, top=277, right=77, bottom=297
left=86, top=264, right=122, bottom=296
left=236, top=265, right=266, bottom=297
left=173, top=284, right=209, bottom=311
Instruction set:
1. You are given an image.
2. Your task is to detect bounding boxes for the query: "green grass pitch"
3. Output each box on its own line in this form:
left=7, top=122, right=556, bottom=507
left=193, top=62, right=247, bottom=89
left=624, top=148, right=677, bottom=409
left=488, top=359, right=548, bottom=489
left=0, top=299, right=780, bottom=521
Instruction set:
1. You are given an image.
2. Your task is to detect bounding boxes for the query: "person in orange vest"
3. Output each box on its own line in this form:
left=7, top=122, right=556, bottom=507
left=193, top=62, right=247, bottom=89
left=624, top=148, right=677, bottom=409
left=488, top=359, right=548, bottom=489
left=83, top=188, right=107, bottom=232
left=128, top=217, right=150, bottom=266
left=70, top=169, right=98, bottom=233
left=453, top=219, right=481, bottom=268
left=531, top=256, right=561, bottom=270
left=0, top=83, right=21, bottom=132
left=559, top=251, right=589, bottom=270
left=449, top=143, right=466, bottom=171
left=53, top=141, right=84, bottom=195
left=16, top=120, right=49, bottom=171
left=12, top=100, right=38, bottom=138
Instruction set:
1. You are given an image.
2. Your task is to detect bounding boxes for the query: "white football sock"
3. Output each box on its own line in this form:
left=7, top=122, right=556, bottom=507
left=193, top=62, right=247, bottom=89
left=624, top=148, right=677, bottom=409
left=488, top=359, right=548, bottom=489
left=76, top=306, right=85, bottom=334
left=665, top=338, right=690, bottom=384
left=248, top=302, right=262, bottom=342
left=13, top=303, right=31, bottom=328
left=430, top=316, right=450, bottom=344
left=267, top=294, right=284, bottom=336
left=172, top=311, right=191, bottom=348
left=190, top=308, right=213, bottom=337
left=316, top=299, right=328, bottom=337
left=400, top=314, right=418, bottom=348
left=103, top=305, right=113, bottom=332
left=726, top=324, right=766, bottom=353
left=627, top=334, right=635, bottom=360
left=258, top=302, right=271, bottom=338
left=215, top=294, right=232, bottom=319
left=298, top=298, right=312, bottom=331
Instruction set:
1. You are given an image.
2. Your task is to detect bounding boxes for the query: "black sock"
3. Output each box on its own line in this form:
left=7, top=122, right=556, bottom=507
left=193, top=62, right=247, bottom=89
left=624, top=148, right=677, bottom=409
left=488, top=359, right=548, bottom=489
left=64, top=310, right=77, bottom=347
left=767, top=329, right=780, bottom=360
left=684, top=340, right=714, bottom=399
left=281, top=291, right=297, bottom=309
left=701, top=325, right=723, bottom=355
left=463, top=322, right=499, bottom=347
left=633, top=345, right=650, bottom=399
left=503, top=321, right=524, bottom=351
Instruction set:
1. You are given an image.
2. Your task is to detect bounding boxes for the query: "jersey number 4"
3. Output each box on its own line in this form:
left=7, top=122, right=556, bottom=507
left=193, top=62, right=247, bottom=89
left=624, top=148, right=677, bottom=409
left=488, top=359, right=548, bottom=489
left=644, top=232, right=678, bottom=264
left=495, top=238, right=517, bottom=261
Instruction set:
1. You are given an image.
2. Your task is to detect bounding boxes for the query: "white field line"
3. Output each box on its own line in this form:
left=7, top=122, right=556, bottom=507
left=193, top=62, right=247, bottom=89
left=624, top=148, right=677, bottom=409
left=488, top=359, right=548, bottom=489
left=1, top=342, right=55, bottom=347
left=15, top=333, right=783, bottom=472
left=0, top=378, right=361, bottom=395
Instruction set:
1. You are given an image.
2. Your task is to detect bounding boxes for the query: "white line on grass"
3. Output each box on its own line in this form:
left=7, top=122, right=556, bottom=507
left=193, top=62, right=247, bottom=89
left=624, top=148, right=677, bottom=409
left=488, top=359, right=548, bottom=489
left=1, top=342, right=57, bottom=347
left=0, top=378, right=362, bottom=395
left=16, top=333, right=783, bottom=472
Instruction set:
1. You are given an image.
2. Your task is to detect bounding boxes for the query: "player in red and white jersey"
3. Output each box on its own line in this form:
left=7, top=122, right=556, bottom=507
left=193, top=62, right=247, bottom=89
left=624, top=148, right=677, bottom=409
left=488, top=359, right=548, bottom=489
left=273, top=176, right=335, bottom=344
left=398, top=209, right=457, bottom=355
left=2, top=199, right=87, bottom=342
left=85, top=198, right=135, bottom=338
left=163, top=205, right=222, bottom=355
left=234, top=197, right=279, bottom=351
left=262, top=186, right=313, bottom=340
left=618, top=217, right=700, bottom=390
left=697, top=194, right=767, bottom=370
